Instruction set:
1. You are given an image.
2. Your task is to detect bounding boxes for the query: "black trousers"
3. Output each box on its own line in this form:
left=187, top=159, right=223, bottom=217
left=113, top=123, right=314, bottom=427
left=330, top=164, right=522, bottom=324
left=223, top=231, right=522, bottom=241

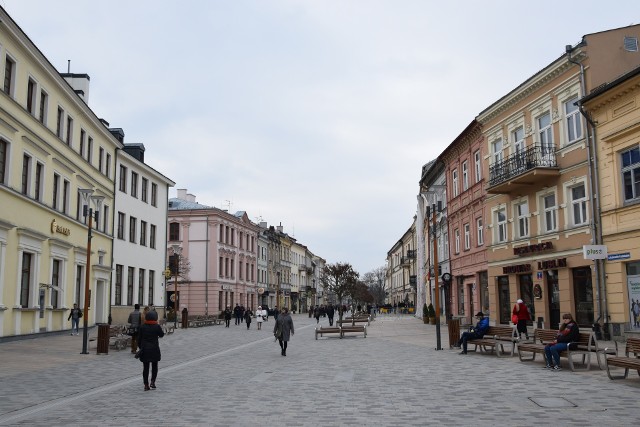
left=142, top=361, right=158, bottom=385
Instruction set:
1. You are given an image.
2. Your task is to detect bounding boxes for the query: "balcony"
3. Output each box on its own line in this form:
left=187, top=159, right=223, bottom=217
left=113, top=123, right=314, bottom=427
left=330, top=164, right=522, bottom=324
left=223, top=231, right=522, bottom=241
left=488, top=145, right=559, bottom=194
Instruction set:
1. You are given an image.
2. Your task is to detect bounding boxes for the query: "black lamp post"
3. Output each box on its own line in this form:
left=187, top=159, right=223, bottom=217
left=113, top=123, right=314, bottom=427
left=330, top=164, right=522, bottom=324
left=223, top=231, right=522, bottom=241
left=171, top=244, right=181, bottom=329
left=427, top=201, right=443, bottom=351
left=79, top=189, right=104, bottom=355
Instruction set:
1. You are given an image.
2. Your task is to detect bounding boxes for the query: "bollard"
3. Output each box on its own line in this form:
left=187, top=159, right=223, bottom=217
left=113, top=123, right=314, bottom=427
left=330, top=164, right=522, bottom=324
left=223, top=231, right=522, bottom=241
left=97, top=323, right=110, bottom=355
left=182, top=308, right=189, bottom=329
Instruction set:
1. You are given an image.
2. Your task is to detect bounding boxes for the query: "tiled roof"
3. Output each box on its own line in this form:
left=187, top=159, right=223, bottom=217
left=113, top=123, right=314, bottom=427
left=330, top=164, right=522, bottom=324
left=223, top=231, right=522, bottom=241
left=168, top=198, right=212, bottom=210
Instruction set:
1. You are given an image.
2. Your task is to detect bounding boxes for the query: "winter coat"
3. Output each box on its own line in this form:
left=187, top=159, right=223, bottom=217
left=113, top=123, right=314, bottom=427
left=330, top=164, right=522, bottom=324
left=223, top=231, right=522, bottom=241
left=512, top=302, right=531, bottom=321
left=556, top=321, right=579, bottom=344
left=245, top=311, right=253, bottom=324
left=128, top=309, right=142, bottom=328
left=473, top=317, right=490, bottom=337
left=224, top=309, right=232, bottom=320
left=137, top=322, right=164, bottom=363
left=273, top=313, right=294, bottom=342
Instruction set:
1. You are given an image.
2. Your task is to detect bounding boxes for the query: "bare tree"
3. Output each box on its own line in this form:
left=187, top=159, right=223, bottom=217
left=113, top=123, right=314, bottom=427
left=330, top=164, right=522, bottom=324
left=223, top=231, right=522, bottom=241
left=362, top=265, right=386, bottom=305
left=321, top=262, right=359, bottom=323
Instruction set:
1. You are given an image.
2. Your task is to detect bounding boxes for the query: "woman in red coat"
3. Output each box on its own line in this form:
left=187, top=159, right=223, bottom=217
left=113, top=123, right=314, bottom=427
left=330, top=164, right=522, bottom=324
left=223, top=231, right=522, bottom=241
left=513, top=299, right=531, bottom=340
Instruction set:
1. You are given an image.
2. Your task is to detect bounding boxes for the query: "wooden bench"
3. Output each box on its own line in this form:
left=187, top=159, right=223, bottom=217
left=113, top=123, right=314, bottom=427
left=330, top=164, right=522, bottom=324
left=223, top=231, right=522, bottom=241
left=466, top=325, right=517, bottom=357
left=340, top=324, right=367, bottom=338
left=337, top=317, right=370, bottom=326
left=315, top=326, right=342, bottom=339
left=517, top=328, right=595, bottom=371
left=602, top=337, right=640, bottom=380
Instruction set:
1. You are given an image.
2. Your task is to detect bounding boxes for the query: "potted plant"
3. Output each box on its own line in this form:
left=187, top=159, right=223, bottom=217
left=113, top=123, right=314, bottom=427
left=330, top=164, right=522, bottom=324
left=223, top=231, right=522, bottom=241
left=422, top=303, right=429, bottom=324
left=428, top=303, right=436, bottom=325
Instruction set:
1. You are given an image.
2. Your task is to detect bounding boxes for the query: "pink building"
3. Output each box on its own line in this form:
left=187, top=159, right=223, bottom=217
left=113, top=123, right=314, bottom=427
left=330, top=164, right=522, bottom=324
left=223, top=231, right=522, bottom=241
left=167, top=190, right=259, bottom=316
left=442, top=121, right=489, bottom=324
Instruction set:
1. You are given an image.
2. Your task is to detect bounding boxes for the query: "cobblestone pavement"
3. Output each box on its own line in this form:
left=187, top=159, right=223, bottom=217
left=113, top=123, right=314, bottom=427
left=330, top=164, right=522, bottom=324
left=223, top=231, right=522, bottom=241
left=0, top=313, right=638, bottom=426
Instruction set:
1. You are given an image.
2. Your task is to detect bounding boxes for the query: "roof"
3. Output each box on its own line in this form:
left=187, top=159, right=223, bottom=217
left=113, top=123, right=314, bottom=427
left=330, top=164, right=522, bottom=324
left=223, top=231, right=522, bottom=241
left=168, top=198, right=212, bottom=210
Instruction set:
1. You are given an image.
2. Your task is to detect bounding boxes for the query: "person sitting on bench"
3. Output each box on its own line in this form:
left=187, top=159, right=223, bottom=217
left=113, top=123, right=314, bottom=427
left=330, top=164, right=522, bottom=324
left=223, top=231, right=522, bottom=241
left=456, top=311, right=489, bottom=355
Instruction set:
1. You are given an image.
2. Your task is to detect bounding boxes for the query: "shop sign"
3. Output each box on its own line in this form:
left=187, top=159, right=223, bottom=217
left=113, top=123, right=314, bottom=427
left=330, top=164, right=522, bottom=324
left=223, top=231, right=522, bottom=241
left=221, top=284, right=232, bottom=290
left=502, top=264, right=532, bottom=274
left=513, top=242, right=553, bottom=256
left=50, top=219, right=71, bottom=236
left=583, top=245, right=607, bottom=260
left=537, top=258, right=567, bottom=270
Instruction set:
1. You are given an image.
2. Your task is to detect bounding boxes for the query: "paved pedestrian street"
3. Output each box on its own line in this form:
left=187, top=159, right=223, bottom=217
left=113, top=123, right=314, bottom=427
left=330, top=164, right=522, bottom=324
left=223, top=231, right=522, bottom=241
left=0, top=314, right=638, bottom=426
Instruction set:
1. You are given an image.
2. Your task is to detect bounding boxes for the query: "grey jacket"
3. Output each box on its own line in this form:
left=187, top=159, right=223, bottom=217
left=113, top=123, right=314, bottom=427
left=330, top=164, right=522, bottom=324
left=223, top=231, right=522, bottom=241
left=128, top=310, right=142, bottom=328
left=273, top=313, right=294, bottom=341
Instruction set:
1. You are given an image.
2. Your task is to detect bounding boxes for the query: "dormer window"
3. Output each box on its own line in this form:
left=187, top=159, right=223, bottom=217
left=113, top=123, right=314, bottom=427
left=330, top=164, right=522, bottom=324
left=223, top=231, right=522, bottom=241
left=624, top=36, right=638, bottom=52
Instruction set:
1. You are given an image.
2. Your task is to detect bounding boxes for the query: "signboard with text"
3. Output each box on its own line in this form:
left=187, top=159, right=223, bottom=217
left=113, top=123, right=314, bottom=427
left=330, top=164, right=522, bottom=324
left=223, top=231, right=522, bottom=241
left=583, top=245, right=607, bottom=260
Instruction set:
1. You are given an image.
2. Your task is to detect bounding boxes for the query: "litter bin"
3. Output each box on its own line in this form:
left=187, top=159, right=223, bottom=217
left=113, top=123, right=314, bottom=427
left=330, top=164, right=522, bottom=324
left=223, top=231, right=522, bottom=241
left=182, top=308, right=189, bottom=329
left=97, top=323, right=110, bottom=355
left=448, top=317, right=460, bottom=349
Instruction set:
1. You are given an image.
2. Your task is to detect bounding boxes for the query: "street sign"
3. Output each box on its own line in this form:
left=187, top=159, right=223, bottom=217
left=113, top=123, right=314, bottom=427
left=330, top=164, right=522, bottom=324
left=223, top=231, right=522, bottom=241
left=583, top=245, right=607, bottom=260
left=607, top=252, right=630, bottom=261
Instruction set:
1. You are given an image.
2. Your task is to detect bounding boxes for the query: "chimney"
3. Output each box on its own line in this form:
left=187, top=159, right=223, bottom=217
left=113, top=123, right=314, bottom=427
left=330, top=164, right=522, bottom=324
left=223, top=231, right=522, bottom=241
left=276, top=222, right=284, bottom=233
left=186, top=193, right=196, bottom=203
left=123, top=143, right=145, bottom=162
left=259, top=222, right=268, bottom=229
left=109, top=128, right=125, bottom=144
left=61, top=73, right=90, bottom=103
left=177, top=189, right=188, bottom=200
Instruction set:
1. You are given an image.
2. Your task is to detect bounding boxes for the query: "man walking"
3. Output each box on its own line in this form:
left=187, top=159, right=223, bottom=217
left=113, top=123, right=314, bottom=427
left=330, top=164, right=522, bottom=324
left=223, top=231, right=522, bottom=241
left=234, top=304, right=241, bottom=325
left=68, top=303, right=82, bottom=335
left=128, top=304, right=142, bottom=354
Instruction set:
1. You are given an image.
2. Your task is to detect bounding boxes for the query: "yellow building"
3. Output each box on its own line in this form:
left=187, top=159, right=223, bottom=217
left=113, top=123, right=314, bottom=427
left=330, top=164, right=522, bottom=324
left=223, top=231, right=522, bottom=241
left=0, top=8, right=120, bottom=337
left=580, top=65, right=640, bottom=337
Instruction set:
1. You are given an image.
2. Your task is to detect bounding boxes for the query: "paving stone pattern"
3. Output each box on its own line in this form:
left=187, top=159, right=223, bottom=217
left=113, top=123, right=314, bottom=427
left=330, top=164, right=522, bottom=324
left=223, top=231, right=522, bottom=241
left=0, top=314, right=638, bottom=426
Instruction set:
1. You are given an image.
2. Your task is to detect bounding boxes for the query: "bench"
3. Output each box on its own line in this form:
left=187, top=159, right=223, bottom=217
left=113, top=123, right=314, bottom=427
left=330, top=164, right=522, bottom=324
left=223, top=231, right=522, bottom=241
left=602, top=337, right=640, bottom=380
left=517, top=328, right=596, bottom=371
left=337, top=317, right=370, bottom=326
left=315, top=326, right=342, bottom=339
left=340, top=324, right=367, bottom=338
left=466, top=325, right=517, bottom=357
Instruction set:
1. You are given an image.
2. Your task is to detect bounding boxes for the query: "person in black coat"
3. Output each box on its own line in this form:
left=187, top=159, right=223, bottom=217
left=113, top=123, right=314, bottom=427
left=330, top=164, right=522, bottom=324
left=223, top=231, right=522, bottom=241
left=224, top=306, right=232, bottom=327
left=137, top=310, right=165, bottom=391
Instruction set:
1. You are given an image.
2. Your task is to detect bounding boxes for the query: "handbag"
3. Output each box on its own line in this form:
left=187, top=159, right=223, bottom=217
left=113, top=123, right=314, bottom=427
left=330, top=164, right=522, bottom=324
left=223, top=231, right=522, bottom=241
left=274, top=324, right=282, bottom=339
left=134, top=349, right=143, bottom=360
left=511, top=314, right=518, bottom=324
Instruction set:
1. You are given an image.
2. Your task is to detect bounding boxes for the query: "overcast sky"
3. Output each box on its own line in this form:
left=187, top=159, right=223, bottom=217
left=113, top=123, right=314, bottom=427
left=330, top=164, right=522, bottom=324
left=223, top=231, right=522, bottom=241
left=4, top=1, right=638, bottom=274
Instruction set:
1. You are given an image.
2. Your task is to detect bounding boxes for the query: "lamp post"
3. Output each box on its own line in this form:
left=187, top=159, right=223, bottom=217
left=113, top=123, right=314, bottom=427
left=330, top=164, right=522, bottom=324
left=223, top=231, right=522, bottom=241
left=427, top=200, right=443, bottom=351
left=276, top=271, right=281, bottom=312
left=171, top=244, right=181, bottom=329
left=79, top=189, right=104, bottom=355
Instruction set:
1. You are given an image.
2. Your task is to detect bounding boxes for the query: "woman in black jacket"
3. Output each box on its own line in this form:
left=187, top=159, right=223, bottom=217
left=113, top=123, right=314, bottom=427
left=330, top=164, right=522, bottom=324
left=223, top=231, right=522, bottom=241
left=137, top=310, right=165, bottom=390
left=544, top=313, right=579, bottom=370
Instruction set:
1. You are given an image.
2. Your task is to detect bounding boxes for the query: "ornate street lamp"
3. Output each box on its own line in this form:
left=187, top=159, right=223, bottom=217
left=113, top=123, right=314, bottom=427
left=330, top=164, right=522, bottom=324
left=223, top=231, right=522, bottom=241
left=427, top=200, right=443, bottom=351
left=79, top=189, right=104, bottom=355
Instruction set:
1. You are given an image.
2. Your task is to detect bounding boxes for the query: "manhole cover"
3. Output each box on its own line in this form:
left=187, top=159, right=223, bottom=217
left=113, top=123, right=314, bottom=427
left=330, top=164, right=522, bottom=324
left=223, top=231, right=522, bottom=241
left=529, top=397, right=576, bottom=408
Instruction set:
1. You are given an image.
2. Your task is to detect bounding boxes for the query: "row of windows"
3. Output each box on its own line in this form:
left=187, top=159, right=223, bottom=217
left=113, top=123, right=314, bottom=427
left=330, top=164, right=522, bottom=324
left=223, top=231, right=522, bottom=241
left=451, top=150, right=482, bottom=197
left=116, top=212, right=158, bottom=248
left=453, top=218, right=484, bottom=254
left=219, top=256, right=255, bottom=281
left=114, top=264, right=156, bottom=306
left=3, top=54, right=112, bottom=177
left=118, top=165, right=159, bottom=206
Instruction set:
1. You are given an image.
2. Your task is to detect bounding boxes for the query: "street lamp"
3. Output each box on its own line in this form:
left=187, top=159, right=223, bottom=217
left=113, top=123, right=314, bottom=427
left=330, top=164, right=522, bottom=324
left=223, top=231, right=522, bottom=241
left=79, top=189, right=104, bottom=355
left=276, top=271, right=281, bottom=312
left=427, top=201, right=443, bottom=351
left=171, top=244, right=182, bottom=329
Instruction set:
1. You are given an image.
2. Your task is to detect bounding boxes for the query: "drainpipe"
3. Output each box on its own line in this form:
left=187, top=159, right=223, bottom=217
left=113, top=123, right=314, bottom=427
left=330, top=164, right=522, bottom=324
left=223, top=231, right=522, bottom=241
left=567, top=45, right=608, bottom=335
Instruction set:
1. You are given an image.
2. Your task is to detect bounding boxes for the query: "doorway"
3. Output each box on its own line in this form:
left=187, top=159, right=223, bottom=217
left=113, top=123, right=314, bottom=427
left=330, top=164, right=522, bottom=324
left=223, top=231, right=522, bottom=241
left=498, top=276, right=510, bottom=324
left=518, top=274, right=535, bottom=324
left=547, top=270, right=560, bottom=330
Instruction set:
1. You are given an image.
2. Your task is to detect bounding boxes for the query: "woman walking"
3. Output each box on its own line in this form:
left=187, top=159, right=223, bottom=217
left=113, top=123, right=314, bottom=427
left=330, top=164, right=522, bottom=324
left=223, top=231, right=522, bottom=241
left=137, top=310, right=165, bottom=391
left=256, top=306, right=264, bottom=330
left=244, top=308, right=253, bottom=330
left=273, top=307, right=294, bottom=356
left=512, top=299, right=531, bottom=340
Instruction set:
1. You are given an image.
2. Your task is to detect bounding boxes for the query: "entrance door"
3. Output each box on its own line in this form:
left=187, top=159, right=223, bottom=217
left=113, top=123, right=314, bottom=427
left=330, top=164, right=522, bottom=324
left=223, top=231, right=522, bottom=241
left=467, top=282, right=475, bottom=320
left=498, top=276, right=510, bottom=324
left=547, top=270, right=560, bottom=330
left=518, top=274, right=535, bottom=324
left=573, top=267, right=594, bottom=327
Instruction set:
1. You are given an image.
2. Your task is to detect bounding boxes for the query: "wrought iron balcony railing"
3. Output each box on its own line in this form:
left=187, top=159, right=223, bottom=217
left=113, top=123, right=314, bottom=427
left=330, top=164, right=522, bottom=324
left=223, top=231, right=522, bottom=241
left=489, top=144, right=557, bottom=188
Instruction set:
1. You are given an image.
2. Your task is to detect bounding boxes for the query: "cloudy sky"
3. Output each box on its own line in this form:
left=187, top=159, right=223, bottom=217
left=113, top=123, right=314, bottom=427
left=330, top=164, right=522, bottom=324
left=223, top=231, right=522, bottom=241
left=4, top=1, right=638, bottom=274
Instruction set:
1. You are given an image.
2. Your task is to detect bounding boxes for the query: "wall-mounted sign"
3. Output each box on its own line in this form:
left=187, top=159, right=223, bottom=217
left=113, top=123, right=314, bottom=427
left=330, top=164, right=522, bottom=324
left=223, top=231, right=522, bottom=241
left=503, top=264, right=532, bottom=274
left=583, top=245, right=607, bottom=260
left=513, top=242, right=553, bottom=256
left=258, top=287, right=265, bottom=294
left=50, top=219, right=71, bottom=236
left=537, top=258, right=567, bottom=270
left=221, top=284, right=232, bottom=290
left=607, top=253, right=630, bottom=261
left=533, top=284, right=542, bottom=299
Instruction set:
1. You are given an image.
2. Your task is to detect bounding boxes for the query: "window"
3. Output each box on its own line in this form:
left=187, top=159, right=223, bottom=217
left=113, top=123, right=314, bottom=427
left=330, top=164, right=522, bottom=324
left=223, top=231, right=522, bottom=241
left=138, top=269, right=145, bottom=305
left=474, top=150, right=481, bottom=182
left=98, top=147, right=104, bottom=173
left=131, top=172, right=138, bottom=198
left=515, top=201, right=529, bottom=238
left=492, top=138, right=503, bottom=164
left=452, top=169, right=459, bottom=197
left=169, top=222, right=180, bottom=241
left=565, top=96, right=582, bottom=143
left=39, top=90, right=48, bottom=124
left=20, top=252, right=33, bottom=307
left=476, top=218, right=484, bottom=246
left=570, top=184, right=588, bottom=225
left=115, top=264, right=123, bottom=305
left=62, top=179, right=69, bottom=214
left=464, top=223, right=470, bottom=250
left=27, top=78, right=36, bottom=115
left=496, top=208, right=507, bottom=243
left=102, top=205, right=109, bottom=234
left=75, top=265, right=83, bottom=305
left=148, top=270, right=155, bottom=305
left=542, top=193, right=557, bottom=232
left=117, top=212, right=125, bottom=239
left=462, top=161, right=468, bottom=191
left=87, top=137, right=93, bottom=164
left=622, top=146, right=640, bottom=202
left=538, top=112, right=554, bottom=156
left=51, top=259, right=60, bottom=309
left=79, top=129, right=86, bottom=158
left=34, top=162, right=43, bottom=201
left=150, top=224, right=156, bottom=249
left=21, top=154, right=31, bottom=195
left=0, top=139, right=6, bottom=184
left=105, top=154, right=111, bottom=178
left=624, top=36, right=638, bottom=52
left=66, top=116, right=73, bottom=145
left=140, top=220, right=147, bottom=246
left=119, top=165, right=127, bottom=192
left=129, top=217, right=137, bottom=243
left=151, top=183, right=157, bottom=207
left=141, top=178, right=148, bottom=203
left=52, top=173, right=60, bottom=210
left=4, top=55, right=15, bottom=95
left=56, top=107, right=64, bottom=138
left=127, top=267, right=134, bottom=306
left=454, top=228, right=460, bottom=254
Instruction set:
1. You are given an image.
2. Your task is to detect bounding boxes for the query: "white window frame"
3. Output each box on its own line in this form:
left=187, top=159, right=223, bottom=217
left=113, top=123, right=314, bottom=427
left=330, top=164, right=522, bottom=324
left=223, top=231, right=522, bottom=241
left=494, top=206, right=507, bottom=243
left=452, top=169, right=459, bottom=197
left=564, top=178, right=589, bottom=227
left=539, top=191, right=558, bottom=233
left=476, top=217, right=483, bottom=246
left=621, top=146, right=640, bottom=203
left=492, top=138, right=503, bottom=165
left=462, top=161, right=468, bottom=191
left=464, top=223, right=470, bottom=250
left=454, top=228, right=460, bottom=254
left=474, top=150, right=481, bottom=182
left=537, top=111, right=554, bottom=154
left=564, top=95, right=582, bottom=144
left=514, top=199, right=529, bottom=239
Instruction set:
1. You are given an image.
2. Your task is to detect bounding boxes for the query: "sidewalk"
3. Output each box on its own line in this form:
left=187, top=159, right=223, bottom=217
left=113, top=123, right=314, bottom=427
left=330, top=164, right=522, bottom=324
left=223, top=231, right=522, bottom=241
left=0, top=313, right=637, bottom=426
